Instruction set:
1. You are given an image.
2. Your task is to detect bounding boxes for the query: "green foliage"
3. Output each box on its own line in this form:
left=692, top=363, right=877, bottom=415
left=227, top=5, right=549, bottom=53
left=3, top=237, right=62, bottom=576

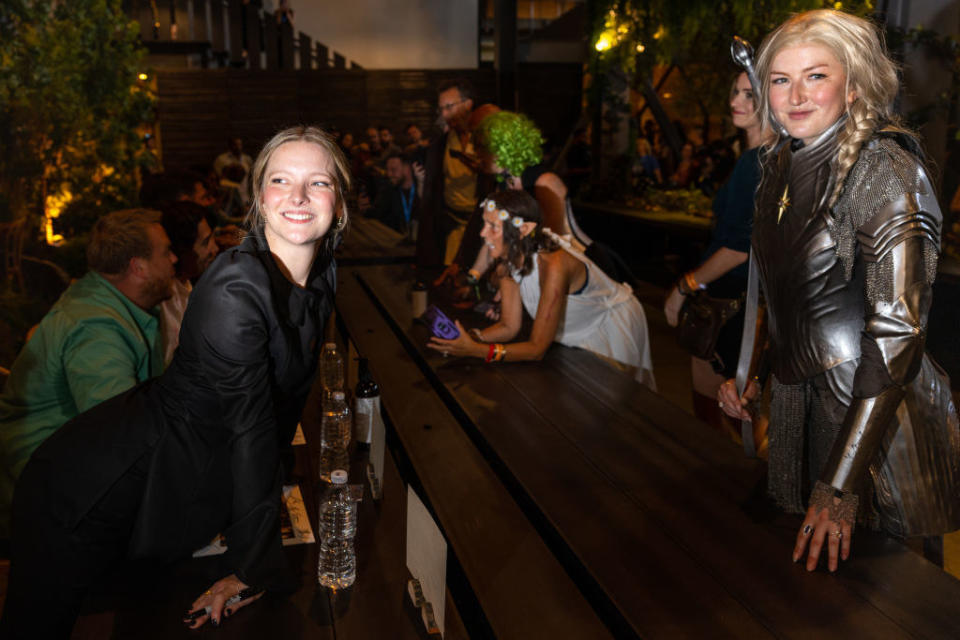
left=476, top=112, right=545, bottom=178
left=587, top=0, right=876, bottom=121
left=0, top=0, right=155, bottom=236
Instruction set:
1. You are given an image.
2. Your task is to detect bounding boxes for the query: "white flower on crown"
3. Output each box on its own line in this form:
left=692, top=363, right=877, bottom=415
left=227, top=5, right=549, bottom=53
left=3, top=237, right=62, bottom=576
left=511, top=216, right=523, bottom=228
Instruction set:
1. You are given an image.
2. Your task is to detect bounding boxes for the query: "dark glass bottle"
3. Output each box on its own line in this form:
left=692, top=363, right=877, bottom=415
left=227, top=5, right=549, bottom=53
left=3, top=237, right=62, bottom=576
left=353, top=358, right=380, bottom=445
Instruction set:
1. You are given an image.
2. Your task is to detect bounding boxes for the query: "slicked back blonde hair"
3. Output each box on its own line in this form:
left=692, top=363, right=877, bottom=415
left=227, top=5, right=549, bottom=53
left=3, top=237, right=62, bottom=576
left=755, top=10, right=912, bottom=206
left=245, top=126, right=352, bottom=251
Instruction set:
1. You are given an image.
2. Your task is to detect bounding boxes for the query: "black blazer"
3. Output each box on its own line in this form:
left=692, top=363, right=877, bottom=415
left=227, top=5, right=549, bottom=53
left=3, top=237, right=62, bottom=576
left=25, top=230, right=335, bottom=590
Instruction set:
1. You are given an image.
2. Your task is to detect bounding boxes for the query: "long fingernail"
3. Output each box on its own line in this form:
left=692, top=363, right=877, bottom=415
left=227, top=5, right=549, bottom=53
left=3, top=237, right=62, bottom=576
left=212, top=617, right=220, bottom=627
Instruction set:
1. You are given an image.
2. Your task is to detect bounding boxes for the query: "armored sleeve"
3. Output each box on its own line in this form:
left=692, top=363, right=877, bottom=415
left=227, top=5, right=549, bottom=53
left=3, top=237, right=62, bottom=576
left=820, top=137, right=942, bottom=495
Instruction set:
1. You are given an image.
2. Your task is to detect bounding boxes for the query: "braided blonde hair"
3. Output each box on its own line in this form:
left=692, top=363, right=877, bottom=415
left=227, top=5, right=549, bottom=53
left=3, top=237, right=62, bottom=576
left=755, top=10, right=911, bottom=207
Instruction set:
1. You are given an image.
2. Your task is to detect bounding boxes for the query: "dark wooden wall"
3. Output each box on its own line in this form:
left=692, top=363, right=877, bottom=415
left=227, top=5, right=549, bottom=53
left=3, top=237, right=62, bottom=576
left=156, top=65, right=581, bottom=172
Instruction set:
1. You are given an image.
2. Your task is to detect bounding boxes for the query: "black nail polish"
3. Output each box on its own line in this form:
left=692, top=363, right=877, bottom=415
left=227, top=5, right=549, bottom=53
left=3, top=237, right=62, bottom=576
left=225, top=608, right=232, bottom=616
left=212, top=617, right=220, bottom=627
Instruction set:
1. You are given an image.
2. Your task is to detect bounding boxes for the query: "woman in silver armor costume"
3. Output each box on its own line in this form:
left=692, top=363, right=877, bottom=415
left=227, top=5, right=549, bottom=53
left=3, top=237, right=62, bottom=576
left=718, top=9, right=960, bottom=572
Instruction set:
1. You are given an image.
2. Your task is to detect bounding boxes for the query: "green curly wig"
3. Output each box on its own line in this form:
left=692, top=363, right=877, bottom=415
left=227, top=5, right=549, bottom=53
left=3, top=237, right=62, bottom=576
left=477, top=111, right=544, bottom=178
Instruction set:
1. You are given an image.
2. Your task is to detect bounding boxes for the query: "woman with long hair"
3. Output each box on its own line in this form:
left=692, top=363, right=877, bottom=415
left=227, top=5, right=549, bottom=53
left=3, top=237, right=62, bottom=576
left=664, top=71, right=769, bottom=443
left=718, top=10, right=960, bottom=571
left=1, top=126, right=349, bottom=635
left=427, top=189, right=654, bottom=389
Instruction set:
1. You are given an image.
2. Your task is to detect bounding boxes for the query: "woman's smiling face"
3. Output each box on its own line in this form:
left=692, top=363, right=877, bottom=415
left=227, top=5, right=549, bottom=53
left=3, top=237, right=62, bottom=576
left=260, top=140, right=337, bottom=253
left=769, top=42, right=853, bottom=145
left=479, top=207, right=505, bottom=259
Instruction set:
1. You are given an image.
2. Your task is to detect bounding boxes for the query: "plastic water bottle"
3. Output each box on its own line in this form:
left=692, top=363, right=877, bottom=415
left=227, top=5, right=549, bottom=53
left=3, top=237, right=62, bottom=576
left=319, top=391, right=351, bottom=482
left=320, top=342, right=344, bottom=400
left=317, top=469, right=357, bottom=589
left=354, top=358, right=381, bottom=445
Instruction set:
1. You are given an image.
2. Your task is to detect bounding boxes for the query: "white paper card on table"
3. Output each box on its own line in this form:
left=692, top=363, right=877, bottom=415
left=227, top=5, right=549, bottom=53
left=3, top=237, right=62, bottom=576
left=368, top=403, right=386, bottom=497
left=405, top=486, right=447, bottom=637
left=280, top=484, right=315, bottom=546
left=192, top=484, right=314, bottom=557
left=191, top=534, right=227, bottom=558
left=291, top=423, right=306, bottom=445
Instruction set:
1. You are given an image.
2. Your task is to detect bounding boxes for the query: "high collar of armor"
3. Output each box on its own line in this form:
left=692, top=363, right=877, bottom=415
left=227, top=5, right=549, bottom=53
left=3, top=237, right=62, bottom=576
left=787, top=115, right=845, bottom=174
left=766, top=115, right=846, bottom=218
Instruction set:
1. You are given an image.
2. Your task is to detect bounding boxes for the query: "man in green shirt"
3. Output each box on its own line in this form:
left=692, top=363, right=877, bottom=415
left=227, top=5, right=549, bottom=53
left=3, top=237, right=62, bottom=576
left=0, top=209, right=177, bottom=538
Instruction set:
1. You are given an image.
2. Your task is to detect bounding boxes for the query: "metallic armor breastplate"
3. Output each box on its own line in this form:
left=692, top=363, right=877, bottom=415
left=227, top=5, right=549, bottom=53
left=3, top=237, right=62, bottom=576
left=753, top=124, right=862, bottom=384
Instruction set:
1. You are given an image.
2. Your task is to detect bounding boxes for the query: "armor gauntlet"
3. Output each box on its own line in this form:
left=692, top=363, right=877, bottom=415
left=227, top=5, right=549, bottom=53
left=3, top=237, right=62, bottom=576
left=820, top=185, right=941, bottom=497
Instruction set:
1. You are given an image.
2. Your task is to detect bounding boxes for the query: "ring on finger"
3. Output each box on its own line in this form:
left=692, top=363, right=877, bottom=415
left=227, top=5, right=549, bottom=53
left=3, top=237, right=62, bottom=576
left=204, top=590, right=213, bottom=596
left=718, top=401, right=725, bottom=409
left=802, top=524, right=812, bottom=535
left=831, top=530, right=843, bottom=539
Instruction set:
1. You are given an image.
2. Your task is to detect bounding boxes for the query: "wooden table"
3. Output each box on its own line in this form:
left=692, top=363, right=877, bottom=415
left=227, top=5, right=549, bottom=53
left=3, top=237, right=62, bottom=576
left=71, top=374, right=469, bottom=639
left=331, top=263, right=960, bottom=639
left=572, top=201, right=713, bottom=238
left=572, top=200, right=712, bottom=287
left=336, top=216, right=416, bottom=266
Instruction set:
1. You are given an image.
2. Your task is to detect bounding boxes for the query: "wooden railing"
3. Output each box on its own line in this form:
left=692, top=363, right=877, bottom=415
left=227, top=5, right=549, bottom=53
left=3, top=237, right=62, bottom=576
left=123, top=0, right=362, bottom=70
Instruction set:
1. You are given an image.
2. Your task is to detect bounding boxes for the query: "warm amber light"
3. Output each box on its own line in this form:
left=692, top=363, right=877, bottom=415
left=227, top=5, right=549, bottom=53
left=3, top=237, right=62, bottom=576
left=138, top=72, right=148, bottom=81
left=636, top=43, right=646, bottom=53
left=595, top=32, right=614, bottom=52
left=44, top=187, right=72, bottom=246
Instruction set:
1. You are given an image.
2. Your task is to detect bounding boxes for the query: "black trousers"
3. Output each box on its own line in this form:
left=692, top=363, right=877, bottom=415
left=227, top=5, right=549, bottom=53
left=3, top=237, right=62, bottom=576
left=0, top=453, right=150, bottom=639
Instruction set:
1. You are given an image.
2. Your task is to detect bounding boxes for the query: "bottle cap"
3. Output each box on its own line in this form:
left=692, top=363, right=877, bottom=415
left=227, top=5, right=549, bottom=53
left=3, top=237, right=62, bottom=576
left=330, top=470, right=348, bottom=484
left=332, top=391, right=345, bottom=400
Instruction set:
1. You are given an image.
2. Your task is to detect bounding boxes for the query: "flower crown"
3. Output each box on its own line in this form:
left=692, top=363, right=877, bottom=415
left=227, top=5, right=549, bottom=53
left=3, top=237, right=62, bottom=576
left=481, top=198, right=524, bottom=228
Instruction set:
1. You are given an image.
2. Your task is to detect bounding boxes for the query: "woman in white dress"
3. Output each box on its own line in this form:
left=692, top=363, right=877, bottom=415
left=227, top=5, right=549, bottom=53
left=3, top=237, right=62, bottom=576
left=427, top=189, right=654, bottom=389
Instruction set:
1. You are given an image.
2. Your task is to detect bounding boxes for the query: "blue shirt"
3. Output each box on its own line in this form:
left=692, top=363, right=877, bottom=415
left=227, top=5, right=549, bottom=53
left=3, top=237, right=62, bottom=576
left=703, top=147, right=761, bottom=280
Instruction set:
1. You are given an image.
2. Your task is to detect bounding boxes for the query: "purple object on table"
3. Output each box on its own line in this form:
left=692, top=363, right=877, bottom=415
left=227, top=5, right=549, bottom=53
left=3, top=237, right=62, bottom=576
left=422, top=305, right=460, bottom=340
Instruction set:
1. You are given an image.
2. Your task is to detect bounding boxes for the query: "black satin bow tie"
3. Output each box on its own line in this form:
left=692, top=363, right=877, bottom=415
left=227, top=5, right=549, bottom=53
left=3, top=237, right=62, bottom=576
left=790, top=138, right=805, bottom=152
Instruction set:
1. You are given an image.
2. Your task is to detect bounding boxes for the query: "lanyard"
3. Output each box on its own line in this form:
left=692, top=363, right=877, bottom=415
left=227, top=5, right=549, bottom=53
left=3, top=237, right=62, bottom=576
left=399, top=185, right=415, bottom=223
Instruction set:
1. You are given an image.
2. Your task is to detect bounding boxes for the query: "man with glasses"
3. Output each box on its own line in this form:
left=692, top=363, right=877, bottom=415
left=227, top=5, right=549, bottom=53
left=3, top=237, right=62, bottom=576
left=416, top=79, right=481, bottom=269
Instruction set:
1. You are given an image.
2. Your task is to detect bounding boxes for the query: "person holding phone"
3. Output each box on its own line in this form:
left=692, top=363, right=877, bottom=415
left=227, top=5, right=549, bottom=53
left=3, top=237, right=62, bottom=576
left=1, top=126, right=349, bottom=636
left=426, top=189, right=654, bottom=389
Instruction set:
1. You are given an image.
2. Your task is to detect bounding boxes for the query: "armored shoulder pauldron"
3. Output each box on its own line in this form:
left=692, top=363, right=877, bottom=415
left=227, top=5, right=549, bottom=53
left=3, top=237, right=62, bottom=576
left=831, top=136, right=941, bottom=305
